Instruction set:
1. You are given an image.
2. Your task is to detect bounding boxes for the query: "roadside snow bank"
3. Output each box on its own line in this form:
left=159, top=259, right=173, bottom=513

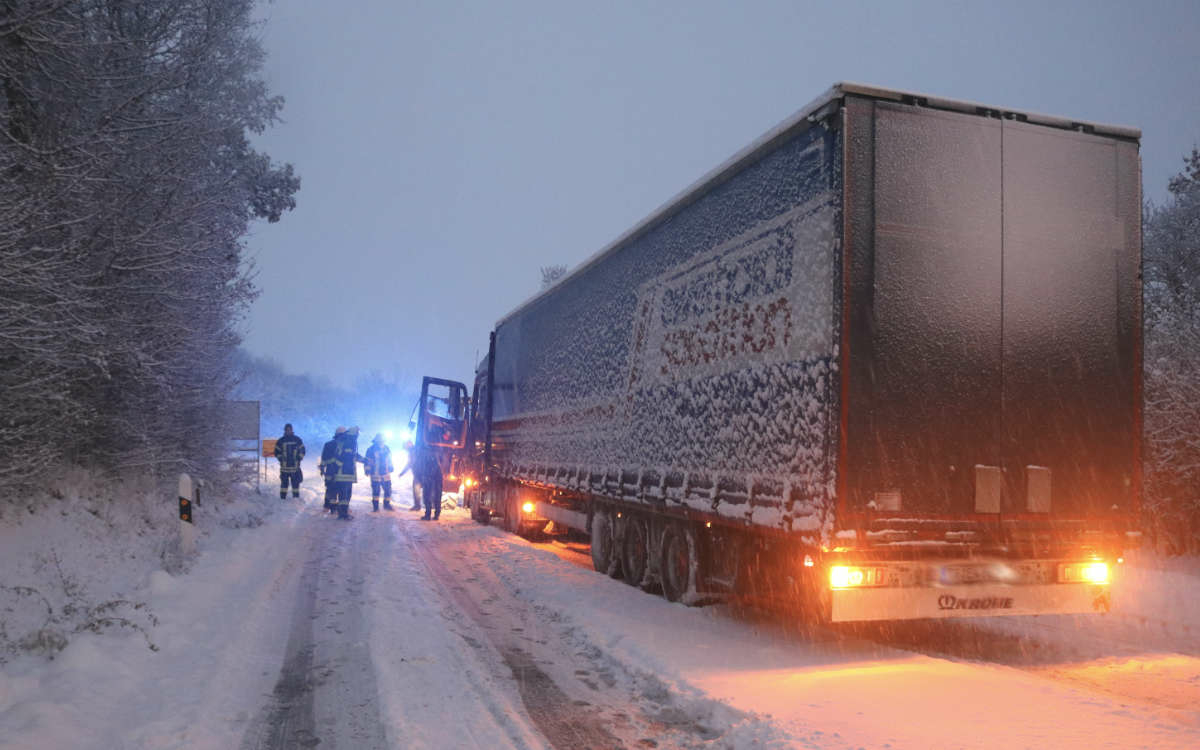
left=0, top=465, right=285, bottom=665
left=0, top=462, right=321, bottom=749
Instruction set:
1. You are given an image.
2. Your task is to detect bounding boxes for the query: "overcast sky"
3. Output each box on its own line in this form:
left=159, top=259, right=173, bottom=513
left=242, top=0, right=1200, bottom=389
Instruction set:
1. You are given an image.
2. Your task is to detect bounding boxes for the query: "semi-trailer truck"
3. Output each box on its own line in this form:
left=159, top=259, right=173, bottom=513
left=413, top=83, right=1141, bottom=623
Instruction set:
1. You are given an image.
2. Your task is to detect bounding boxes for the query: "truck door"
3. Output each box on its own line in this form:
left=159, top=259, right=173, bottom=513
left=843, top=97, right=1139, bottom=518
left=845, top=100, right=1004, bottom=516
left=416, top=376, right=469, bottom=450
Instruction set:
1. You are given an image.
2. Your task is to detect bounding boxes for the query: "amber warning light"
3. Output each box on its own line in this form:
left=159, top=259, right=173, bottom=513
left=830, top=565, right=887, bottom=589
left=1058, top=561, right=1109, bottom=584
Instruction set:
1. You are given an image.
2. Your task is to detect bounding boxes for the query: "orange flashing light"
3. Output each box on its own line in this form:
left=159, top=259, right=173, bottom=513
left=829, top=565, right=888, bottom=589
left=1059, top=561, right=1109, bottom=584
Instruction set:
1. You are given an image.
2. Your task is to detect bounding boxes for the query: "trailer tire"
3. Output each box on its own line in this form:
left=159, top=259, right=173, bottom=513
left=620, top=513, right=650, bottom=589
left=590, top=509, right=620, bottom=578
left=660, top=523, right=699, bottom=603
left=470, top=493, right=491, bottom=524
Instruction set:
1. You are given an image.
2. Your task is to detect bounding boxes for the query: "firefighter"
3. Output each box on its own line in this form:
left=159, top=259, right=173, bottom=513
left=273, top=424, right=306, bottom=499
left=415, top=445, right=443, bottom=521
left=364, top=433, right=395, bottom=511
left=330, top=426, right=365, bottom=520
left=318, top=428, right=342, bottom=512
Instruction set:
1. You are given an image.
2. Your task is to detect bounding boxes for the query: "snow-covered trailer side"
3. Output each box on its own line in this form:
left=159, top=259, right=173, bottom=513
left=444, top=83, right=1141, bottom=622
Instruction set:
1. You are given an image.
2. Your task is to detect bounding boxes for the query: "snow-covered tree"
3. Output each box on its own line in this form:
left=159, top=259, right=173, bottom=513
left=0, top=0, right=298, bottom=495
left=540, top=264, right=568, bottom=291
left=1143, top=147, right=1200, bottom=553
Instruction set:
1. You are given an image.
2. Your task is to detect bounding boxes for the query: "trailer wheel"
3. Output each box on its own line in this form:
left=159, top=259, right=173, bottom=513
left=620, top=514, right=650, bottom=588
left=470, top=492, right=491, bottom=524
left=590, top=509, right=620, bottom=578
left=660, top=523, right=698, bottom=603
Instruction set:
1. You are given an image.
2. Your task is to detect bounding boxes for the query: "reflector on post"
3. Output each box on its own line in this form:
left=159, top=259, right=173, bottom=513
left=178, top=473, right=197, bottom=556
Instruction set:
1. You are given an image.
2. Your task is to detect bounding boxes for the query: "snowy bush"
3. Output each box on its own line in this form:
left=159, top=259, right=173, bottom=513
left=1143, top=147, right=1200, bottom=554
left=0, top=550, right=158, bottom=662
left=0, top=0, right=298, bottom=497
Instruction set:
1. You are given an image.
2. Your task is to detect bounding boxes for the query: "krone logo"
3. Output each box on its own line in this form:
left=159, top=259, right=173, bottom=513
left=937, top=594, right=1014, bottom=611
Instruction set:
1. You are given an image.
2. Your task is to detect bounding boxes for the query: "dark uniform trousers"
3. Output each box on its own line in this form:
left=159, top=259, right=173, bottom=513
left=371, top=479, right=393, bottom=501
left=280, top=469, right=302, bottom=498
left=422, top=470, right=443, bottom=519
left=333, top=481, right=353, bottom=516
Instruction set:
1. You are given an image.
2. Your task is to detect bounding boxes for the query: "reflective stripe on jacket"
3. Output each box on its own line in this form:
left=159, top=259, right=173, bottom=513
left=332, top=432, right=363, bottom=483
left=274, top=434, right=306, bottom=471
left=364, top=444, right=394, bottom=480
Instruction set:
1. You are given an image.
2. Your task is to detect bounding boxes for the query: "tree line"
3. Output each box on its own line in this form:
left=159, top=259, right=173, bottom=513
left=0, top=0, right=298, bottom=496
left=232, top=350, right=420, bottom=449
left=1144, top=148, right=1200, bottom=554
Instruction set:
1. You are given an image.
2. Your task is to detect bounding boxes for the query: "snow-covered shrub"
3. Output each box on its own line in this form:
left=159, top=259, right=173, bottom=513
left=0, top=551, right=158, bottom=663
left=1143, top=148, right=1200, bottom=554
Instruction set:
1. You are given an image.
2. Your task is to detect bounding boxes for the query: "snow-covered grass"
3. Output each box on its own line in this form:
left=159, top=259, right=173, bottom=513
left=0, top=463, right=284, bottom=661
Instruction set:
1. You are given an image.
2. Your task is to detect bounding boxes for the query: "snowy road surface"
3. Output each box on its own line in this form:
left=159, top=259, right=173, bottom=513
left=2, top=471, right=1199, bottom=749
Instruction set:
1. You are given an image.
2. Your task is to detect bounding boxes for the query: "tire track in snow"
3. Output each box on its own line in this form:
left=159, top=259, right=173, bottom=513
left=239, top=544, right=321, bottom=749
left=310, top=514, right=389, bottom=748
left=411, top=528, right=626, bottom=749
left=240, top=504, right=389, bottom=749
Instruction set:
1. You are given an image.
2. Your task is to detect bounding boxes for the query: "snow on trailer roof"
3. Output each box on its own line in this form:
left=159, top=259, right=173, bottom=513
left=496, top=82, right=1142, bottom=328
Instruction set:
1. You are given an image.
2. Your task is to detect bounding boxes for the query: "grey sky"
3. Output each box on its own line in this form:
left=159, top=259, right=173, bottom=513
left=242, top=0, right=1200, bottom=388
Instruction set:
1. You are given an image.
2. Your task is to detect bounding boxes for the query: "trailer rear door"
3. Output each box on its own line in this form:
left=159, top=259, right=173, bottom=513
left=843, top=97, right=1139, bottom=519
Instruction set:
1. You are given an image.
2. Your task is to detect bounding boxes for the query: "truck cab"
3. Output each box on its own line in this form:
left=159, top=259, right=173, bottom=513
left=408, top=376, right=471, bottom=507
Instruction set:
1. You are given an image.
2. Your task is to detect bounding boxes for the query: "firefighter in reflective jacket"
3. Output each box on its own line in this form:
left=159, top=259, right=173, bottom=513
left=364, top=433, right=395, bottom=512
left=330, top=426, right=365, bottom=520
left=273, top=424, right=306, bottom=499
left=318, top=429, right=341, bottom=512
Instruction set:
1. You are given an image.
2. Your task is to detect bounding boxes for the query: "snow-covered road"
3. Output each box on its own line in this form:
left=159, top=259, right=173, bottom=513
left=2, top=471, right=1199, bottom=749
